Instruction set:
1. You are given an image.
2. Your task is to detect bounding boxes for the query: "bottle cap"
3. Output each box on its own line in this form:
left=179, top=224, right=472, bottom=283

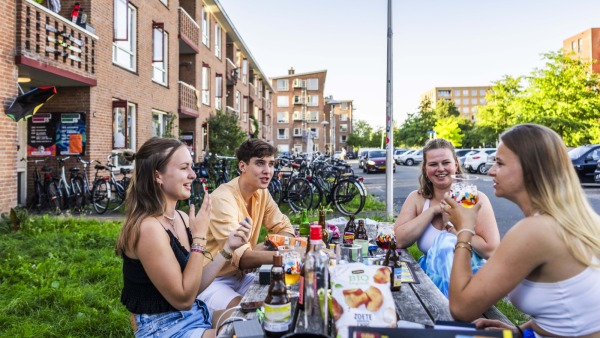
left=273, top=254, right=283, bottom=266
left=310, top=225, right=322, bottom=240
left=358, top=219, right=364, bottom=225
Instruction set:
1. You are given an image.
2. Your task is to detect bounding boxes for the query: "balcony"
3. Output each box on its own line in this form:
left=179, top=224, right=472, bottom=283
left=293, top=96, right=306, bottom=105
left=248, top=83, right=257, bottom=102
left=226, top=58, right=238, bottom=85
left=15, top=0, right=98, bottom=87
left=293, top=79, right=306, bottom=88
left=179, top=8, right=200, bottom=54
left=226, top=106, right=238, bottom=118
left=178, top=81, right=199, bottom=118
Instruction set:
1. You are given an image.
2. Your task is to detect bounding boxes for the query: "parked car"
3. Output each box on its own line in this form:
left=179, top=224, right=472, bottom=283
left=393, top=149, right=409, bottom=164
left=346, top=151, right=357, bottom=159
left=333, top=151, right=342, bottom=160
left=485, top=151, right=496, bottom=172
left=464, top=148, right=497, bottom=174
left=363, top=150, right=396, bottom=174
left=455, top=149, right=472, bottom=167
left=358, top=148, right=379, bottom=168
left=399, top=149, right=423, bottom=166
left=396, top=149, right=416, bottom=165
left=568, top=145, right=600, bottom=182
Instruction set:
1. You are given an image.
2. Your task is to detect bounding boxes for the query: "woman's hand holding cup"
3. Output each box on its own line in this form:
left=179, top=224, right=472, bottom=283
left=442, top=192, right=481, bottom=233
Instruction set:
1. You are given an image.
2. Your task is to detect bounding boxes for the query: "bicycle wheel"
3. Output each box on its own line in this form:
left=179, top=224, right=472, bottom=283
left=288, top=178, right=313, bottom=212
left=58, top=180, right=70, bottom=210
left=268, top=179, right=282, bottom=205
left=333, top=179, right=365, bottom=216
left=34, top=181, right=44, bottom=213
left=309, top=181, right=324, bottom=210
left=106, top=182, right=126, bottom=212
left=190, top=180, right=205, bottom=207
left=72, top=177, right=84, bottom=213
left=92, top=179, right=110, bottom=214
left=46, top=181, right=62, bottom=215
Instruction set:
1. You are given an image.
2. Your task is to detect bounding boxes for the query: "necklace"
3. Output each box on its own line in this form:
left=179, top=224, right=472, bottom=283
left=163, top=212, right=176, bottom=221
left=164, top=214, right=179, bottom=242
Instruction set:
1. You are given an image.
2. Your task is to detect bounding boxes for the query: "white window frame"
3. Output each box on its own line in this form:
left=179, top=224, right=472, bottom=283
left=463, top=107, right=470, bottom=114
left=202, top=6, right=210, bottom=48
left=340, top=113, right=348, bottom=121
left=278, top=144, right=289, bottom=152
left=340, top=135, right=347, bottom=143
left=472, top=107, right=478, bottom=113
left=307, top=95, right=318, bottom=107
left=480, top=89, right=485, bottom=96
left=112, top=102, right=137, bottom=169
left=307, top=78, right=318, bottom=90
left=310, top=127, right=318, bottom=139
left=294, top=144, right=302, bottom=153
left=202, top=66, right=210, bottom=106
left=462, top=90, right=469, bottom=96
left=293, top=111, right=301, bottom=120
left=152, top=31, right=168, bottom=86
left=277, top=112, right=289, bottom=123
left=236, top=91, right=241, bottom=118
left=340, top=124, right=348, bottom=132
left=308, top=111, right=318, bottom=123
left=313, top=144, right=319, bottom=152
left=293, top=128, right=302, bottom=136
left=243, top=112, right=247, bottom=122
left=455, top=99, right=461, bottom=105
left=242, top=59, right=248, bottom=84
left=463, top=98, right=469, bottom=105
left=471, top=89, right=477, bottom=96
left=340, top=102, right=348, bottom=110
left=278, top=128, right=289, bottom=139
left=277, top=96, right=289, bottom=107
left=152, top=109, right=167, bottom=137
left=214, top=23, right=221, bottom=59
left=277, top=79, right=289, bottom=91
left=215, top=74, right=222, bottom=110
left=113, top=3, right=137, bottom=71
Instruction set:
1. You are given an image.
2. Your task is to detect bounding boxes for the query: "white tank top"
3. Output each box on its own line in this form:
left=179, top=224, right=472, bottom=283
left=416, top=199, right=447, bottom=254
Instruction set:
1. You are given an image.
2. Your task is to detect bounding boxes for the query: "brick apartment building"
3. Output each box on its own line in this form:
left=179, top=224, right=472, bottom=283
left=563, top=28, right=600, bottom=74
left=270, top=68, right=353, bottom=154
left=420, top=86, right=491, bottom=122
left=0, top=0, right=273, bottom=214
left=325, top=99, right=353, bottom=153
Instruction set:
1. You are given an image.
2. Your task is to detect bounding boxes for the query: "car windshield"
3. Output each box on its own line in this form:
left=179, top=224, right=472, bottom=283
left=568, top=146, right=590, bottom=160
left=369, top=151, right=386, bottom=158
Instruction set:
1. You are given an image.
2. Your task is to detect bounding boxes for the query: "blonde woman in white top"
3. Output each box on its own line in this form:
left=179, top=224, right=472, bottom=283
left=443, top=124, right=600, bottom=337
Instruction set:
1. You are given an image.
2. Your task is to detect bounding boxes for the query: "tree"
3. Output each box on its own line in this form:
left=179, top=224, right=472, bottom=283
left=396, top=99, right=436, bottom=147
left=434, top=118, right=463, bottom=147
left=433, top=100, right=460, bottom=121
left=346, top=119, right=373, bottom=149
left=208, top=109, right=247, bottom=156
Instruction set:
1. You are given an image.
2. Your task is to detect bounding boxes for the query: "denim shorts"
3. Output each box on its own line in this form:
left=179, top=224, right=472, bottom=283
left=134, top=300, right=213, bottom=338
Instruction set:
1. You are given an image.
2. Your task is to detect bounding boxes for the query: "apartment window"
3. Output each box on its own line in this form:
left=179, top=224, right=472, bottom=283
left=308, top=111, right=318, bottom=123
left=294, top=144, right=302, bottom=153
left=455, top=99, right=461, bottom=105
left=152, top=30, right=168, bottom=85
left=277, top=112, right=289, bottom=123
left=307, top=78, right=318, bottom=90
left=112, top=101, right=136, bottom=168
left=202, top=6, right=210, bottom=47
left=202, top=66, right=210, bottom=106
left=438, top=90, right=451, bottom=97
left=471, top=98, right=477, bottom=104
left=307, top=95, right=318, bottom=107
left=454, top=90, right=460, bottom=96
left=463, top=107, right=470, bottom=114
left=215, top=74, right=223, bottom=110
left=479, top=98, right=485, bottom=105
left=313, top=144, right=319, bottom=152
left=572, top=41, right=576, bottom=52
left=340, top=113, right=348, bottom=121
left=340, top=135, right=347, bottom=143
left=277, top=96, right=289, bottom=107
left=340, top=124, right=348, bottom=132
left=243, top=112, right=247, bottom=122
left=152, top=110, right=167, bottom=137
left=242, top=58, right=248, bottom=84
left=243, top=97, right=248, bottom=118
left=292, top=111, right=301, bottom=120
left=113, top=3, right=136, bottom=71
left=463, top=99, right=469, bottom=105
left=278, top=128, right=289, bottom=139
left=578, top=38, right=582, bottom=53
left=479, top=89, right=485, bottom=96
left=462, top=90, right=469, bottom=96
left=469, top=89, right=475, bottom=96
left=341, top=102, right=348, bottom=110
left=445, top=99, right=450, bottom=102
left=293, top=128, right=302, bottom=136
left=214, top=23, right=222, bottom=59
left=277, top=79, right=289, bottom=91
left=310, top=128, right=318, bottom=139
left=472, top=107, right=478, bottom=113
left=236, top=91, right=241, bottom=117
left=278, top=144, right=289, bottom=152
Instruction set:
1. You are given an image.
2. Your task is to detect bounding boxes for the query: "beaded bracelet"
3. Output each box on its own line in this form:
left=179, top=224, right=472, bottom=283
left=189, top=243, right=214, bottom=261
left=454, top=244, right=473, bottom=257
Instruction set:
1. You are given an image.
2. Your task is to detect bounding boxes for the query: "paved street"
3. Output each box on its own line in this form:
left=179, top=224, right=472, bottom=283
left=351, top=160, right=600, bottom=238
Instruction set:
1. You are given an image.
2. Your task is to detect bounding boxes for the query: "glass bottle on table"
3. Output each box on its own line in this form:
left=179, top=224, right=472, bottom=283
left=264, top=254, right=291, bottom=338
left=299, top=209, right=310, bottom=237
left=318, top=210, right=329, bottom=245
left=382, top=239, right=402, bottom=291
left=343, top=215, right=356, bottom=244
left=354, top=219, right=368, bottom=241
left=298, top=240, right=314, bottom=311
left=304, top=225, right=329, bottom=334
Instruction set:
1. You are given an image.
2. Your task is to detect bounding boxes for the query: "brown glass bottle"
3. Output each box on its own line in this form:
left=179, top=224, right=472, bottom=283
left=298, top=241, right=313, bottom=311
left=354, top=219, right=368, bottom=241
left=318, top=210, right=329, bottom=245
left=343, top=215, right=356, bottom=244
left=264, top=255, right=291, bottom=337
left=382, top=240, right=402, bottom=291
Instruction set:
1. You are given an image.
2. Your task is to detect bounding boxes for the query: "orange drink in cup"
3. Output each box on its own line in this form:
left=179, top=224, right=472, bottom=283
left=450, top=174, right=479, bottom=208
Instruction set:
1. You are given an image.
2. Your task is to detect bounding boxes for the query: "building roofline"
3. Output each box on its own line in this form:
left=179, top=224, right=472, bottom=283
left=270, top=69, right=328, bottom=80
left=206, top=0, right=276, bottom=94
left=424, top=86, right=491, bottom=92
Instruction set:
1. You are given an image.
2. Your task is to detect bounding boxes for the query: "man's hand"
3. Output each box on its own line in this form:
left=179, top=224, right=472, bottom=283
left=472, top=319, right=518, bottom=333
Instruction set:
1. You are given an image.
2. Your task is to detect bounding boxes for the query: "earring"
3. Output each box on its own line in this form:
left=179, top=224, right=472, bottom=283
left=427, top=179, right=431, bottom=184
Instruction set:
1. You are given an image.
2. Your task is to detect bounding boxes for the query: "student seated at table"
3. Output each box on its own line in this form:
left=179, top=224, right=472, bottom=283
left=197, top=139, right=296, bottom=311
left=117, top=137, right=250, bottom=338
left=393, top=138, right=500, bottom=297
left=443, top=124, right=600, bottom=337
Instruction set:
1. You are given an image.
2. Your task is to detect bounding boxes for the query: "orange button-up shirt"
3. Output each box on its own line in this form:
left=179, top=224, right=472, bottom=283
left=204, top=177, right=294, bottom=277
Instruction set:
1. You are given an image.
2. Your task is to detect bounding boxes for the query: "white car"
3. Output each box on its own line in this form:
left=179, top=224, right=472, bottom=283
left=393, top=149, right=408, bottom=164
left=485, top=151, right=497, bottom=172
left=333, top=151, right=342, bottom=160
left=398, top=149, right=423, bottom=166
left=464, top=148, right=497, bottom=174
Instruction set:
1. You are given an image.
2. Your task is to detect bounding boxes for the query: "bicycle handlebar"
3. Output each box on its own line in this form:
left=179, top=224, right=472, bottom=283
left=57, top=156, right=71, bottom=162
left=216, top=156, right=236, bottom=160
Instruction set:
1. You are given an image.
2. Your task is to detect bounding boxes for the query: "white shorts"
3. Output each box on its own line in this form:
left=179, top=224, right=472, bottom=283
left=197, top=274, right=256, bottom=311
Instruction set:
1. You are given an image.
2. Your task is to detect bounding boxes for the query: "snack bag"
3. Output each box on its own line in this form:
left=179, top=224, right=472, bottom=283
left=263, top=234, right=307, bottom=251
left=329, top=263, right=397, bottom=338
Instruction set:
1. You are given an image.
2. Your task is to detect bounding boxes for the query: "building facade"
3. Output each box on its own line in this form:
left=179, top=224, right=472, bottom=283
left=420, top=86, right=491, bottom=121
left=563, top=28, right=600, bottom=74
left=0, top=0, right=273, bottom=214
left=324, top=99, right=353, bottom=153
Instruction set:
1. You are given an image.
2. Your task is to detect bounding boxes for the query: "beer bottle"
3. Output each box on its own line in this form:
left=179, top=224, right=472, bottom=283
left=299, top=209, right=310, bottom=237
left=354, top=219, right=368, bottom=241
left=264, top=254, right=291, bottom=337
left=382, top=240, right=402, bottom=291
left=298, top=240, right=314, bottom=311
left=343, top=215, right=356, bottom=244
left=318, top=210, right=329, bottom=245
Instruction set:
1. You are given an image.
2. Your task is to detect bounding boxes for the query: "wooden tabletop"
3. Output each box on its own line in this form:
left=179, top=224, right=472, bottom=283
left=217, top=221, right=511, bottom=337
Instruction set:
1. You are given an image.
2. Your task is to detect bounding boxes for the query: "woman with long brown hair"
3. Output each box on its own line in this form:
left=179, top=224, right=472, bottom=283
left=116, top=137, right=250, bottom=338
left=444, top=124, right=600, bottom=337
left=394, top=138, right=500, bottom=297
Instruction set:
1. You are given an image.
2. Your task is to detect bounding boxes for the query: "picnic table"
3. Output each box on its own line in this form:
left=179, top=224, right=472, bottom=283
left=217, top=221, right=511, bottom=337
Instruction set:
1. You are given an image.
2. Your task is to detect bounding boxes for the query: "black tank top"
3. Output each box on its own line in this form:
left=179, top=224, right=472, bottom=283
left=120, top=211, right=193, bottom=314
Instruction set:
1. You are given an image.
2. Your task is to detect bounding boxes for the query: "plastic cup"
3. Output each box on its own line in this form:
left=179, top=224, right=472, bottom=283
left=353, top=239, right=369, bottom=257
left=450, top=174, right=479, bottom=208
left=339, top=244, right=362, bottom=264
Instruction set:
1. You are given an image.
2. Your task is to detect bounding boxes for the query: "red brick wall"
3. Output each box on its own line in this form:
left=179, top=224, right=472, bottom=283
left=0, top=0, right=19, bottom=214
left=563, top=28, right=600, bottom=74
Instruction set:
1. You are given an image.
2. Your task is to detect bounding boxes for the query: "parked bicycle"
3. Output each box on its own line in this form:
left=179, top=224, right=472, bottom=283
left=56, top=157, right=84, bottom=212
left=270, top=158, right=313, bottom=212
left=92, top=154, right=131, bottom=214
left=20, top=158, right=61, bottom=215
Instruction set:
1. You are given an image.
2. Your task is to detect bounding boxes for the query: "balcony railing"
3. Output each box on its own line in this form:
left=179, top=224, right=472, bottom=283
left=226, top=58, right=237, bottom=85
left=226, top=106, right=238, bottom=117
left=179, top=7, right=200, bottom=54
left=16, top=0, right=98, bottom=86
left=293, top=96, right=306, bottom=105
left=248, top=83, right=257, bottom=102
left=179, top=81, right=199, bottom=117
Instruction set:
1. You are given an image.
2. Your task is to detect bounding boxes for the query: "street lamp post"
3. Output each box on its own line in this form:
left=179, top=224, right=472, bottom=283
left=385, top=0, right=394, bottom=219
left=327, top=99, right=340, bottom=154
left=321, top=120, right=329, bottom=154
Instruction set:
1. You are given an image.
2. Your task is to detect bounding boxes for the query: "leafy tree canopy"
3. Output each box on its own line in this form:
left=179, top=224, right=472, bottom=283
left=208, top=109, right=247, bottom=156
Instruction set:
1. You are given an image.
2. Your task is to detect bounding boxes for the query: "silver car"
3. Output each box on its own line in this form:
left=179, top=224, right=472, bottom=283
left=485, top=151, right=496, bottom=172
left=455, top=149, right=472, bottom=167
left=401, top=149, right=423, bottom=166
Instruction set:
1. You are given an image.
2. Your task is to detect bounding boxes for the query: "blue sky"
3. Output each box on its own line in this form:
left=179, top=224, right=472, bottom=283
left=220, top=0, right=600, bottom=128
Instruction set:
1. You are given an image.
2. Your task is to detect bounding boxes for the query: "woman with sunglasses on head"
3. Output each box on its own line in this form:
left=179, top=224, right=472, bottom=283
left=443, top=124, right=600, bottom=337
left=116, top=137, right=251, bottom=338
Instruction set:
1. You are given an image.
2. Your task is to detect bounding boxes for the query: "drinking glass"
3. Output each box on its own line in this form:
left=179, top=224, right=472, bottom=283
left=450, top=174, right=479, bottom=208
left=339, top=244, right=362, bottom=264
left=278, top=245, right=302, bottom=297
left=376, top=222, right=395, bottom=251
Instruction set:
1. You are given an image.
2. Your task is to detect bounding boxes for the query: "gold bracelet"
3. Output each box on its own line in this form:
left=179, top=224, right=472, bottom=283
left=454, top=244, right=473, bottom=257
left=220, top=249, right=232, bottom=260
left=456, top=241, right=472, bottom=247
left=193, top=236, right=207, bottom=241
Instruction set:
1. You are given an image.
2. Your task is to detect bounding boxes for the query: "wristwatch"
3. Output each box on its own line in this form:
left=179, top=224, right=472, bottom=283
left=220, top=248, right=233, bottom=261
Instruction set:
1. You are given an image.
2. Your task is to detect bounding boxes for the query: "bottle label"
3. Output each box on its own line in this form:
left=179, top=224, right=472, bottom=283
left=264, top=303, right=291, bottom=332
left=344, top=232, right=355, bottom=244
left=393, top=268, right=402, bottom=287
left=299, top=276, right=304, bottom=305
